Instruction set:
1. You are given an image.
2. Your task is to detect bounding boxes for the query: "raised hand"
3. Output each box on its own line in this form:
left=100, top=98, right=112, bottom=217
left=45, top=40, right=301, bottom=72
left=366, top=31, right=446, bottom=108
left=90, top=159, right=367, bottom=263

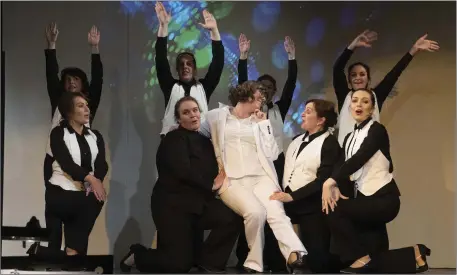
left=253, top=109, right=266, bottom=122
left=45, top=22, right=59, bottom=48
left=348, top=30, right=378, bottom=50
left=88, top=25, right=100, bottom=47
left=284, top=36, right=295, bottom=59
left=199, top=10, right=217, bottom=31
left=239, top=33, right=251, bottom=58
left=410, top=34, right=440, bottom=55
left=155, top=1, right=171, bottom=26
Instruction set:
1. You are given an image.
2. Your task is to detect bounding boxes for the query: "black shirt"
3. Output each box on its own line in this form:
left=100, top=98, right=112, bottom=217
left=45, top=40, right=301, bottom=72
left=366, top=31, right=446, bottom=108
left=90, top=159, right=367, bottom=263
left=45, top=49, right=103, bottom=122
left=49, top=122, right=108, bottom=183
left=238, top=59, right=297, bottom=121
left=155, top=37, right=225, bottom=106
left=333, top=48, right=413, bottom=112
left=154, top=127, right=219, bottom=213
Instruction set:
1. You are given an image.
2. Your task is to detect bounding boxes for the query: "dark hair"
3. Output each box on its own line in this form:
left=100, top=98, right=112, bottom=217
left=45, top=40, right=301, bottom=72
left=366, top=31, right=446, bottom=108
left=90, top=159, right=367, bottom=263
left=175, top=52, right=197, bottom=71
left=60, top=67, right=90, bottom=95
left=228, top=80, right=265, bottom=106
left=58, top=91, right=89, bottom=121
left=174, top=96, right=201, bottom=122
left=351, top=88, right=377, bottom=107
left=347, top=62, right=371, bottom=84
left=305, top=99, right=338, bottom=128
left=257, top=74, right=277, bottom=91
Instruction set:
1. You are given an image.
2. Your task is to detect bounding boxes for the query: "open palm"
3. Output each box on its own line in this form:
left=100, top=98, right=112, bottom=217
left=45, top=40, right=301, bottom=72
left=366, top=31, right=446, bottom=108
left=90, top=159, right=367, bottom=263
left=45, top=22, right=59, bottom=43
left=239, top=33, right=250, bottom=53
left=88, top=25, right=100, bottom=46
left=155, top=1, right=171, bottom=26
left=199, top=10, right=217, bottom=30
left=414, top=34, right=440, bottom=52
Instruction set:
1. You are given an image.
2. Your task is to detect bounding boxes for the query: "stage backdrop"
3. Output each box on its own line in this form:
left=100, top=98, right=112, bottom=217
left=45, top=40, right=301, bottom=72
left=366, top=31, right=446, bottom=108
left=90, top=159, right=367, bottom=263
left=1, top=1, right=455, bottom=269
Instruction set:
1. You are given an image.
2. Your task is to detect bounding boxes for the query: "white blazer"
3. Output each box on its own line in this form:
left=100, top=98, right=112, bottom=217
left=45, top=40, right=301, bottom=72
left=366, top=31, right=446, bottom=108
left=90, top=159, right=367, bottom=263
left=200, top=104, right=280, bottom=194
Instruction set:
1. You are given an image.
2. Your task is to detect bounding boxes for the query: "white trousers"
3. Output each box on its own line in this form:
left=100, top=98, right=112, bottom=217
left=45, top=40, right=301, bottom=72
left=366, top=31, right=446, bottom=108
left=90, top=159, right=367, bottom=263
left=220, top=175, right=307, bottom=272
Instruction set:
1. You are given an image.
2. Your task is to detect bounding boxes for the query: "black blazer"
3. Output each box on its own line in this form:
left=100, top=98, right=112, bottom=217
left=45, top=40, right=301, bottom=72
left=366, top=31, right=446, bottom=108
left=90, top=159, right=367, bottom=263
left=153, top=127, right=219, bottom=214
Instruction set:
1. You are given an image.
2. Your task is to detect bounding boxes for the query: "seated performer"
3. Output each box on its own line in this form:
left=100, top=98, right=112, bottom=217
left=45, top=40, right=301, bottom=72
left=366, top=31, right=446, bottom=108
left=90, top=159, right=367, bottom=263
left=154, top=1, right=224, bottom=137
left=43, top=22, right=104, bottom=250
left=322, top=88, right=431, bottom=273
left=236, top=34, right=298, bottom=272
left=200, top=81, right=307, bottom=274
left=334, top=30, right=439, bottom=145
left=30, top=91, right=107, bottom=257
left=270, top=99, right=342, bottom=273
left=119, top=97, right=243, bottom=274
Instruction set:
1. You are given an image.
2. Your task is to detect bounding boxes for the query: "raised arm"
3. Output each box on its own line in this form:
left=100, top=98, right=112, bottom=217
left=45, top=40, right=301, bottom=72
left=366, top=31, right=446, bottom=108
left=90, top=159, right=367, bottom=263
left=154, top=2, right=176, bottom=103
left=161, top=132, right=213, bottom=192
left=237, top=33, right=250, bottom=85
left=199, top=10, right=224, bottom=100
left=276, top=36, right=297, bottom=120
left=333, top=30, right=377, bottom=111
left=331, top=122, right=389, bottom=183
left=290, top=136, right=342, bottom=201
left=374, top=34, right=440, bottom=109
left=44, top=22, right=61, bottom=115
left=87, top=26, right=103, bottom=120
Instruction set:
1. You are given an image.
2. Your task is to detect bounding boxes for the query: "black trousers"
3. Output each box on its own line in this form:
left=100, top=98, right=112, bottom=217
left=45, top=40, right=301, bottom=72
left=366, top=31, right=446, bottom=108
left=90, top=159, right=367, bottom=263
left=43, top=154, right=64, bottom=251
left=45, top=184, right=103, bottom=255
left=327, top=190, right=417, bottom=273
left=134, top=197, right=243, bottom=273
left=290, top=210, right=342, bottom=273
left=235, top=152, right=287, bottom=272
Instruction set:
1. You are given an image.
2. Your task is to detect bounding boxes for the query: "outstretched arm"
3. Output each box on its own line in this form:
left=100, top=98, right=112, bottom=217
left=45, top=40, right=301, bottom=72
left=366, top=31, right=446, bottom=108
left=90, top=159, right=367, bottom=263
left=276, top=36, right=297, bottom=120
left=44, top=22, right=61, bottom=115
left=155, top=1, right=176, bottom=103
left=333, top=30, right=378, bottom=111
left=87, top=25, right=104, bottom=121
left=374, top=34, right=440, bottom=109
left=199, top=10, right=224, bottom=101
left=237, top=33, right=250, bottom=85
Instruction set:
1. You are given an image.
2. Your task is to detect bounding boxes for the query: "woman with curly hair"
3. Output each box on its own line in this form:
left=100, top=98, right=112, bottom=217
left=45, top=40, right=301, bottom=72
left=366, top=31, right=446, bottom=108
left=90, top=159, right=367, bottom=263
left=200, top=81, right=307, bottom=273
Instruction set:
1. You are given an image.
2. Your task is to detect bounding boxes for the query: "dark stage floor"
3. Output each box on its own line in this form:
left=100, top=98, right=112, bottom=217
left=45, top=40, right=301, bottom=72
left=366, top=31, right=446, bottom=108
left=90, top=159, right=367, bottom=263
left=117, top=267, right=456, bottom=274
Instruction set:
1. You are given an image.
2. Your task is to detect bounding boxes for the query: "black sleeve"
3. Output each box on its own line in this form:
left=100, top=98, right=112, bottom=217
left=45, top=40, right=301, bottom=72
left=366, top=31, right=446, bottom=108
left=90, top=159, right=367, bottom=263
left=44, top=49, right=61, bottom=115
left=92, top=130, right=108, bottom=181
left=276, top=59, right=297, bottom=120
left=200, top=40, right=225, bottom=101
left=290, top=136, right=342, bottom=201
left=161, top=132, right=213, bottom=191
left=332, top=123, right=389, bottom=182
left=333, top=48, right=353, bottom=111
left=50, top=126, right=90, bottom=182
left=374, top=52, right=413, bottom=109
left=155, top=36, right=177, bottom=104
left=237, top=59, right=248, bottom=84
left=88, top=54, right=104, bottom=121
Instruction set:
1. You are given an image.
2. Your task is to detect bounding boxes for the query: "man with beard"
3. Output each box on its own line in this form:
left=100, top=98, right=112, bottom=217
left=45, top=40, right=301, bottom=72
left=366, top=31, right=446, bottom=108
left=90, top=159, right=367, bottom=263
left=154, top=2, right=224, bottom=137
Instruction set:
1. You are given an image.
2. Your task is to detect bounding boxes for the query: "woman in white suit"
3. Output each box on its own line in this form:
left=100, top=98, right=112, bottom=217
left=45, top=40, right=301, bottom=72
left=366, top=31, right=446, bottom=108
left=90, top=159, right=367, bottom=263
left=200, top=81, right=307, bottom=273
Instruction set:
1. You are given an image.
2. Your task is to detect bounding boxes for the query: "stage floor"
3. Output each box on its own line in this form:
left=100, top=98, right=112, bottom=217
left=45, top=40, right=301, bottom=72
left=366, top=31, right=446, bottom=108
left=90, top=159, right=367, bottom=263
left=117, top=267, right=456, bottom=274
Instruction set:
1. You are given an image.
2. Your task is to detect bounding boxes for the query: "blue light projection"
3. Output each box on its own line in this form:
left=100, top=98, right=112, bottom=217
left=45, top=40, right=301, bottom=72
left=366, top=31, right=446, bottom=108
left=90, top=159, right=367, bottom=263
left=252, top=2, right=281, bottom=32
left=340, top=5, right=356, bottom=28
left=272, top=41, right=288, bottom=70
left=119, top=2, right=369, bottom=138
left=305, top=17, right=326, bottom=47
left=310, top=61, right=324, bottom=83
